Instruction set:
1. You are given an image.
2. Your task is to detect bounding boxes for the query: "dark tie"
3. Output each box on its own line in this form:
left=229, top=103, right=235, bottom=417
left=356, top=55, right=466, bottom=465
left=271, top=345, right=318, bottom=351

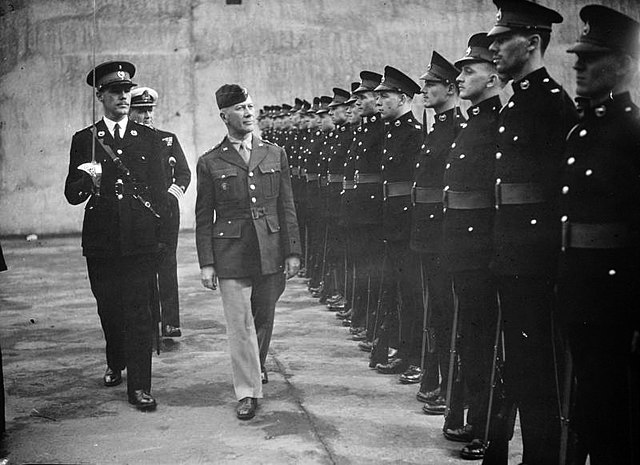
left=113, top=123, right=121, bottom=145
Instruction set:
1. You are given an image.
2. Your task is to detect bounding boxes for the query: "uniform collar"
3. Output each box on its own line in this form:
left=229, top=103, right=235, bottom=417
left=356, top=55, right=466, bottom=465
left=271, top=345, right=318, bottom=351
left=582, top=92, right=636, bottom=120
left=103, top=116, right=128, bottom=138
left=512, top=67, right=551, bottom=94
left=467, top=95, right=501, bottom=119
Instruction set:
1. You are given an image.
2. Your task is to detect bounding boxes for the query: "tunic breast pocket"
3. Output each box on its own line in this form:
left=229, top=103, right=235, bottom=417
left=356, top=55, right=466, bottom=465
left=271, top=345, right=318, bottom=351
left=126, top=152, right=150, bottom=177
left=258, top=163, right=281, bottom=198
left=213, top=169, right=240, bottom=201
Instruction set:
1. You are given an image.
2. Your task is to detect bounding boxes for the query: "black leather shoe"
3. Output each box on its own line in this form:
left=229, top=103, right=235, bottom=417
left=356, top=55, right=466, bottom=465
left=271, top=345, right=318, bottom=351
left=422, top=395, right=446, bottom=415
left=376, top=358, right=407, bottom=374
left=236, top=397, right=258, bottom=420
left=399, top=365, right=423, bottom=384
left=103, top=367, right=122, bottom=387
left=358, top=340, right=373, bottom=352
left=443, top=424, right=474, bottom=443
left=128, top=390, right=157, bottom=411
left=341, top=319, right=352, bottom=327
left=261, top=367, right=269, bottom=384
left=336, top=309, right=352, bottom=320
left=328, top=297, right=347, bottom=310
left=416, top=387, right=440, bottom=403
left=163, top=325, right=182, bottom=338
left=460, top=439, right=485, bottom=460
left=349, top=326, right=365, bottom=335
left=352, top=330, right=367, bottom=341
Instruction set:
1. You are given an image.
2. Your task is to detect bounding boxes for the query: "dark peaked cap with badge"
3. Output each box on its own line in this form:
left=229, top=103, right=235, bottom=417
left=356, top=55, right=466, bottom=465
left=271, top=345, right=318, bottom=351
left=487, top=0, right=563, bottom=37
left=329, top=88, right=351, bottom=107
left=420, top=51, right=459, bottom=84
left=316, top=96, right=333, bottom=114
left=455, top=33, right=495, bottom=68
left=216, top=84, right=249, bottom=109
left=567, top=5, right=640, bottom=58
left=354, top=71, right=383, bottom=94
left=86, top=61, right=136, bottom=90
left=374, top=66, right=421, bottom=96
left=345, top=82, right=360, bottom=105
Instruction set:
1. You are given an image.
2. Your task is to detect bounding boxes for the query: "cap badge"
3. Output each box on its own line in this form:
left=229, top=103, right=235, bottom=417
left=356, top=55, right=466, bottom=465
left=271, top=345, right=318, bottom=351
left=163, top=136, right=173, bottom=146
left=393, top=120, right=400, bottom=127
left=583, top=22, right=590, bottom=36
left=520, top=80, right=530, bottom=90
left=472, top=107, right=480, bottom=116
left=130, top=129, right=138, bottom=136
left=496, top=8, right=502, bottom=21
left=116, top=71, right=125, bottom=79
left=97, top=130, right=105, bottom=137
left=465, top=47, right=472, bottom=57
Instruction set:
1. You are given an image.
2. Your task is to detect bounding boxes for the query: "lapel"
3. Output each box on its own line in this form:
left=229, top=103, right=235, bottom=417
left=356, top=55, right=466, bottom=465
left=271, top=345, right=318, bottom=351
left=218, top=136, right=249, bottom=171
left=248, top=135, right=269, bottom=172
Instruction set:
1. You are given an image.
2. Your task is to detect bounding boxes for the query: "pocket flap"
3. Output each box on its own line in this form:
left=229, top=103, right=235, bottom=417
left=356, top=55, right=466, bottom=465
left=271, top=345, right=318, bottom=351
left=258, top=163, right=281, bottom=174
left=213, top=168, right=238, bottom=180
left=213, top=219, right=242, bottom=238
left=266, top=215, right=281, bottom=233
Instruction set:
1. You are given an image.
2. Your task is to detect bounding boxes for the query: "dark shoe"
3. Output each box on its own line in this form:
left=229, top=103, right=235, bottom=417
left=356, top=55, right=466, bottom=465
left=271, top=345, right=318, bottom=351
left=163, top=325, right=182, bottom=338
left=376, top=358, right=407, bottom=374
left=460, top=439, right=485, bottom=460
left=416, top=387, right=440, bottom=403
left=261, top=367, right=269, bottom=384
left=358, top=340, right=373, bottom=352
left=443, top=424, right=474, bottom=443
left=103, top=367, right=122, bottom=387
left=336, top=309, right=352, bottom=320
left=328, top=297, right=347, bottom=310
left=352, top=330, right=367, bottom=341
left=128, top=390, right=157, bottom=411
left=422, top=395, right=446, bottom=415
left=399, top=365, right=423, bottom=384
left=349, top=326, right=365, bottom=335
left=341, top=319, right=352, bottom=327
left=236, top=397, right=258, bottom=420
left=387, top=347, right=398, bottom=359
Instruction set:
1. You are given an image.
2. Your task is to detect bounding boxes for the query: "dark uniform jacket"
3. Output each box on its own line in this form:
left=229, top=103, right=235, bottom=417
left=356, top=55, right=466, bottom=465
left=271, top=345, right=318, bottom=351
left=323, top=123, right=352, bottom=219
left=64, top=119, right=168, bottom=257
left=380, top=111, right=423, bottom=242
left=157, top=129, right=191, bottom=193
left=195, top=134, right=301, bottom=278
left=492, top=68, right=577, bottom=276
left=558, top=92, right=640, bottom=324
left=341, top=114, right=385, bottom=226
left=410, top=107, right=465, bottom=253
left=303, top=129, right=327, bottom=218
left=443, top=96, right=501, bottom=272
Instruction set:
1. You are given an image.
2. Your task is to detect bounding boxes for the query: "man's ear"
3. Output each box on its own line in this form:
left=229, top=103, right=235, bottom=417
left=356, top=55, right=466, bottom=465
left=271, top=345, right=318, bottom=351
left=219, top=110, right=227, bottom=124
left=527, top=33, right=541, bottom=52
left=447, top=82, right=457, bottom=96
left=96, top=90, right=103, bottom=102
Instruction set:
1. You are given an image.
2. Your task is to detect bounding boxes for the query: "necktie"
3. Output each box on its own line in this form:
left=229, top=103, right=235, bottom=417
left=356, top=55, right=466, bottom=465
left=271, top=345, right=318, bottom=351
left=238, top=141, right=250, bottom=164
left=113, top=123, right=122, bottom=144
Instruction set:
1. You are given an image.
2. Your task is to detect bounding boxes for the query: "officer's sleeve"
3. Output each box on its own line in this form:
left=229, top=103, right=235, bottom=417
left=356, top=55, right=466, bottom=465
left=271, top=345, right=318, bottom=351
left=195, top=155, right=216, bottom=268
left=170, top=134, right=192, bottom=191
left=64, top=131, right=94, bottom=205
left=276, top=147, right=301, bottom=257
left=147, top=132, right=170, bottom=244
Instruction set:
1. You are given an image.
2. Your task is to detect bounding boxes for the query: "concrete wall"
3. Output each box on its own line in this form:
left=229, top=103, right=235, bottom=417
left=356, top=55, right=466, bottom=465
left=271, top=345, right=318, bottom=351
left=1, top=0, right=639, bottom=236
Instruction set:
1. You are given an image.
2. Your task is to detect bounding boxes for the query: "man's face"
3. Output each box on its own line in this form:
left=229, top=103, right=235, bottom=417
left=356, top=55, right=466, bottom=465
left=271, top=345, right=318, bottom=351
left=129, top=106, right=154, bottom=127
left=457, top=62, right=494, bottom=102
left=573, top=52, right=620, bottom=99
left=290, top=112, right=300, bottom=127
left=489, top=32, right=530, bottom=77
left=376, top=90, right=405, bottom=120
left=98, top=85, right=131, bottom=120
left=347, top=102, right=361, bottom=124
left=330, top=104, right=348, bottom=125
left=355, top=91, right=377, bottom=116
left=221, top=96, right=255, bottom=136
left=421, top=81, right=450, bottom=109
left=320, top=113, right=334, bottom=131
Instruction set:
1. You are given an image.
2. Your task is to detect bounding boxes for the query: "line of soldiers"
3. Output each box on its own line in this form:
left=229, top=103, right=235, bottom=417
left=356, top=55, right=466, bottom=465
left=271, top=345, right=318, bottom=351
left=259, top=1, right=639, bottom=464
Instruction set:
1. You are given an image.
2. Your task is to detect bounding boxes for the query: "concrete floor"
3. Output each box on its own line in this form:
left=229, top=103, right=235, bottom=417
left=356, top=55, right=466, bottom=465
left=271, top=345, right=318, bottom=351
left=0, top=232, right=524, bottom=464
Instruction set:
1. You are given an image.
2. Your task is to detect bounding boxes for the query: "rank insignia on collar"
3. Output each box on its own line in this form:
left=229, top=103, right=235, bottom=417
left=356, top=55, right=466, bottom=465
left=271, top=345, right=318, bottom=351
left=163, top=136, right=173, bottom=146
left=130, top=129, right=138, bottom=136
left=438, top=114, right=447, bottom=122
left=395, top=120, right=401, bottom=127
left=472, top=107, right=480, bottom=116
left=222, top=146, right=229, bottom=151
left=520, top=80, right=530, bottom=90
left=370, top=115, right=377, bottom=122
left=98, top=130, right=105, bottom=137
left=465, top=47, right=472, bottom=56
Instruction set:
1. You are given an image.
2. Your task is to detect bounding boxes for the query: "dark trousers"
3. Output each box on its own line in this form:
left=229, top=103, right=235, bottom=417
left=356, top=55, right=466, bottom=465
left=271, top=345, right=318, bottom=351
left=158, top=200, right=180, bottom=328
left=87, top=254, right=155, bottom=396
left=497, top=275, right=560, bottom=464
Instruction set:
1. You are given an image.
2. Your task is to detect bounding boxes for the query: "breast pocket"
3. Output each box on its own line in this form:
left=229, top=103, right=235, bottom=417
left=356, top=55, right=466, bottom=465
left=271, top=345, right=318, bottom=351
left=213, top=168, right=240, bottom=201
left=258, top=163, right=281, bottom=198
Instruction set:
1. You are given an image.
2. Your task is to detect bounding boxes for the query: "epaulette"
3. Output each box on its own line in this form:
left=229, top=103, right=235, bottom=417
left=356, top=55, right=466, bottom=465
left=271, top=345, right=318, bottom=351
left=260, top=137, right=279, bottom=148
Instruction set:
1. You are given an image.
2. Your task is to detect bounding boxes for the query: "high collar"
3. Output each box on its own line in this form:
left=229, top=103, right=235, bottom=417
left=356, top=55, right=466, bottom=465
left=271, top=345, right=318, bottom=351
left=512, top=67, right=551, bottom=94
left=466, top=95, right=501, bottom=119
left=581, top=92, right=636, bottom=121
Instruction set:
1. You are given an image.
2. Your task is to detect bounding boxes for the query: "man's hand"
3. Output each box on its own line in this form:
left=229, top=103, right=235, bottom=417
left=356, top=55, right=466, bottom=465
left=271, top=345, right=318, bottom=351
left=200, top=265, right=218, bottom=290
left=284, top=256, right=301, bottom=280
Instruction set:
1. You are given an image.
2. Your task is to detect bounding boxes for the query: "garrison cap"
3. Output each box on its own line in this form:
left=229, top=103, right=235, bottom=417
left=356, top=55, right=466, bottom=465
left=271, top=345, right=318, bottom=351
left=420, top=51, right=459, bottom=83
left=487, top=0, right=563, bottom=37
left=455, top=33, right=495, bottom=67
left=329, top=88, right=351, bottom=107
left=346, top=82, right=360, bottom=105
left=215, top=83, right=249, bottom=109
left=316, top=95, right=333, bottom=114
left=130, top=87, right=158, bottom=107
left=374, top=65, right=421, bottom=96
left=567, top=5, right=640, bottom=58
left=354, top=71, right=383, bottom=94
left=86, top=61, right=136, bottom=90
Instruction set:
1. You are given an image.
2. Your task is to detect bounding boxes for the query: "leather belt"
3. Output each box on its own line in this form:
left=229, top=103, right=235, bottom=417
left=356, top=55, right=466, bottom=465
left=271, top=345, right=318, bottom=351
left=443, top=190, right=493, bottom=209
left=383, top=181, right=412, bottom=201
left=306, top=173, right=320, bottom=183
left=411, top=186, right=442, bottom=205
left=218, top=206, right=275, bottom=221
left=327, top=173, right=344, bottom=183
left=119, top=183, right=148, bottom=196
left=495, top=182, right=546, bottom=207
left=355, top=172, right=382, bottom=184
left=342, top=179, right=356, bottom=190
left=561, top=221, right=634, bottom=250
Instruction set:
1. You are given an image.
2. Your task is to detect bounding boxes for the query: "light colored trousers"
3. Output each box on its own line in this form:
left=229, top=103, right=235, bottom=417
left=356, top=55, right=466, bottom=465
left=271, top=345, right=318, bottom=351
left=218, top=272, right=286, bottom=400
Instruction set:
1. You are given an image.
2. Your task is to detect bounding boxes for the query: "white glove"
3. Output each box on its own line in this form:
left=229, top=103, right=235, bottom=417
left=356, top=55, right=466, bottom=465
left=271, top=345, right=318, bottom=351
left=168, top=183, right=184, bottom=201
left=77, top=161, right=102, bottom=187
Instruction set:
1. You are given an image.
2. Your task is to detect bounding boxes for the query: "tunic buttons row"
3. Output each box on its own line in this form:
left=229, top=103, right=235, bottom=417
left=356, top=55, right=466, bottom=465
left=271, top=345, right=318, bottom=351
left=579, top=129, right=588, bottom=137
left=117, top=149, right=123, bottom=155
left=249, top=171, right=254, bottom=177
left=562, top=186, right=569, bottom=194
left=567, top=157, right=575, bottom=165
left=499, top=126, right=505, bottom=133
left=251, top=197, right=257, bottom=203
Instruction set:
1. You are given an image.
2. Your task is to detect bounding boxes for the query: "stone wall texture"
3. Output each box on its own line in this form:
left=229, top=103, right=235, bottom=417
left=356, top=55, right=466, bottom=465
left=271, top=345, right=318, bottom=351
left=1, top=0, right=639, bottom=235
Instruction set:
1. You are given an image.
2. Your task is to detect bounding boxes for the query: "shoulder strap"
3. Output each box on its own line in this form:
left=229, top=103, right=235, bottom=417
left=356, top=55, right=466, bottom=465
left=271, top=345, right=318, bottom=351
left=94, top=131, right=131, bottom=176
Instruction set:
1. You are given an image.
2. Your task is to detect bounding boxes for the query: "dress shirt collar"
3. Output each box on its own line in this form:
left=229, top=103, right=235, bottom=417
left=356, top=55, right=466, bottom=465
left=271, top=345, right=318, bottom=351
left=103, top=116, right=128, bottom=139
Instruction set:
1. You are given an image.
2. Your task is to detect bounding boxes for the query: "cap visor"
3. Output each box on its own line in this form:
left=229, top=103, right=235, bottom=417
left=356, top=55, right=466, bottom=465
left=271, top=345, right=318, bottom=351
left=487, top=25, right=513, bottom=37
left=419, top=71, right=444, bottom=82
left=566, top=42, right=612, bottom=54
left=454, top=57, right=490, bottom=68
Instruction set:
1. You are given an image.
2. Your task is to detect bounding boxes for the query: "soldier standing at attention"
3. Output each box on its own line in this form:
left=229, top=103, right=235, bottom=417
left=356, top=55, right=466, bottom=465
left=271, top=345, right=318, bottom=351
left=558, top=6, right=640, bottom=464
left=129, top=86, right=191, bottom=338
left=64, top=61, right=168, bottom=411
left=196, top=84, right=301, bottom=420
left=486, top=1, right=578, bottom=462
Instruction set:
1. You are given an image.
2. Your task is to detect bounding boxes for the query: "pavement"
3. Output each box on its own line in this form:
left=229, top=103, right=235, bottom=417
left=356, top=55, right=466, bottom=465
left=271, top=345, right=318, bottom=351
left=0, top=232, right=523, bottom=464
